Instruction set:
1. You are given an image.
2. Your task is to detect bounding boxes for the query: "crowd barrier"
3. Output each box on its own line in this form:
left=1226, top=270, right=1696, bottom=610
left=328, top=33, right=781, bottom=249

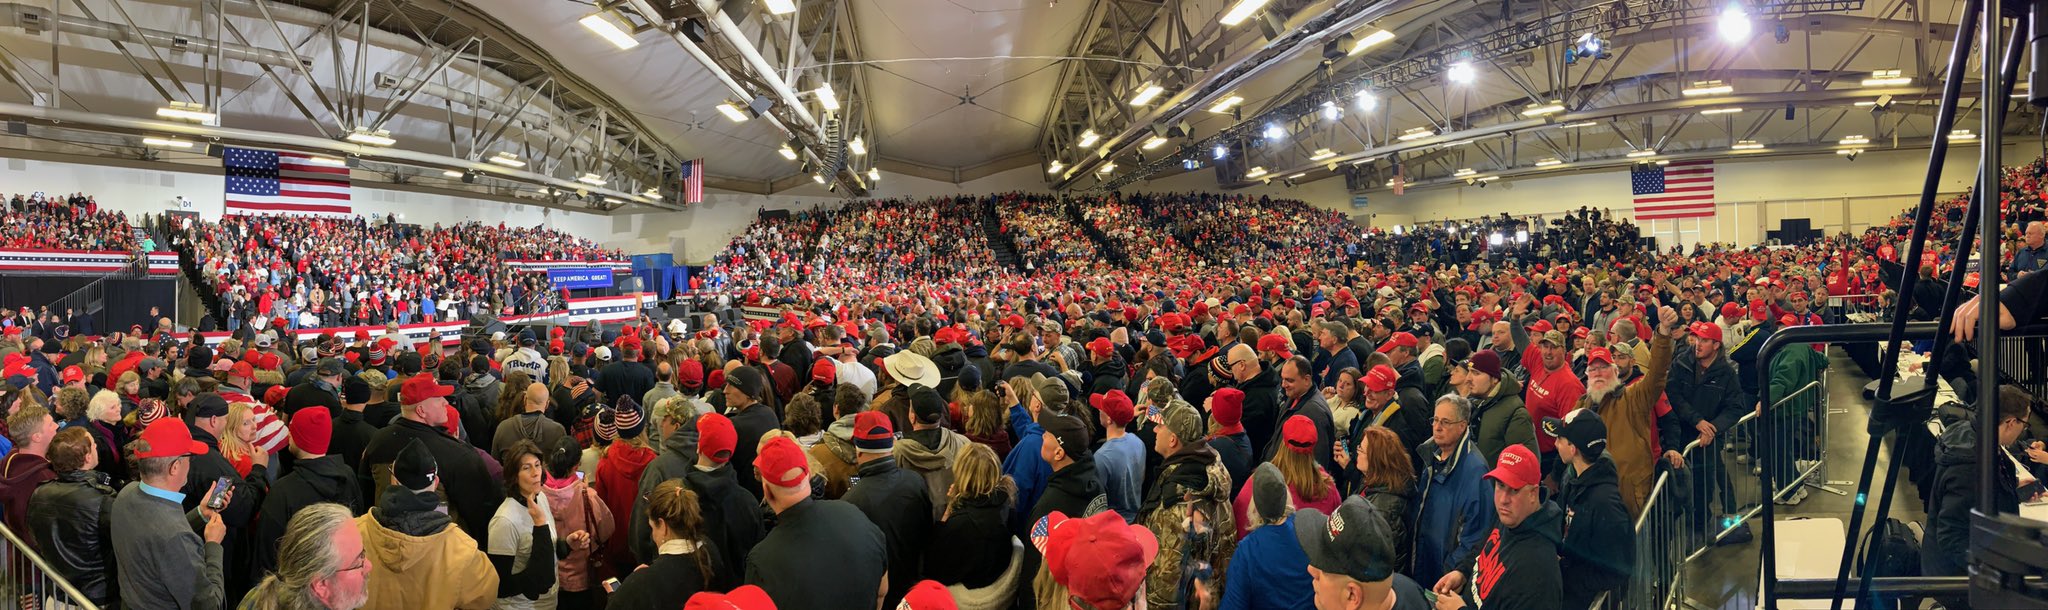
left=0, top=521, right=98, bottom=610
left=1601, top=372, right=1832, bottom=609
left=1823, top=293, right=1887, bottom=325
left=185, top=293, right=659, bottom=346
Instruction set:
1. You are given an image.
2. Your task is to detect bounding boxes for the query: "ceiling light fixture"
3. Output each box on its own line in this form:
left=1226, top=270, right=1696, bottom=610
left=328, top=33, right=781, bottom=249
left=1446, top=61, right=1476, bottom=84
left=1854, top=100, right=1877, bottom=107
left=1099, top=163, right=1116, bottom=173
left=1700, top=107, right=1744, bottom=115
left=1356, top=92, right=1379, bottom=111
left=1245, top=166, right=1268, bottom=178
left=1453, top=168, right=1476, bottom=177
left=1949, top=129, right=1978, bottom=141
left=1732, top=140, right=1766, bottom=150
left=1534, top=157, right=1563, bottom=167
left=1310, top=148, right=1336, bottom=160
left=1682, top=80, right=1733, bottom=96
left=1717, top=3, right=1751, bottom=42
left=1556, top=121, right=1599, bottom=129
left=442, top=170, right=463, bottom=177
left=155, top=102, right=215, bottom=123
left=488, top=152, right=524, bottom=167
left=1264, top=123, right=1287, bottom=139
left=1129, top=82, right=1165, bottom=106
left=1321, top=100, right=1341, bottom=120
left=307, top=156, right=347, bottom=167
left=579, top=11, right=641, bottom=50
left=142, top=137, right=194, bottom=149
left=1862, top=69, right=1912, bottom=87
left=779, top=145, right=799, bottom=160
left=1220, top=0, right=1271, bottom=26
left=1349, top=29, right=1396, bottom=55
left=577, top=173, right=606, bottom=185
left=1840, top=135, right=1869, bottom=145
left=345, top=128, right=396, bottom=146
left=715, top=102, right=749, bottom=122
left=1048, top=160, right=1065, bottom=174
left=1076, top=130, right=1099, bottom=148
left=1521, top=100, right=1566, bottom=116
left=1213, top=145, right=1228, bottom=160
left=849, top=137, right=866, bottom=155
left=1209, top=96, right=1245, bottom=113
left=1143, top=136, right=1168, bottom=149
left=812, top=174, right=826, bottom=184
left=1626, top=149, right=1658, bottom=158
left=815, top=84, right=840, bottom=110
left=1836, top=148, right=1865, bottom=155
left=1397, top=127, right=1435, bottom=141
left=868, top=167, right=881, bottom=181
left=763, top=0, right=798, bottom=15
left=1477, top=175, right=1500, bottom=182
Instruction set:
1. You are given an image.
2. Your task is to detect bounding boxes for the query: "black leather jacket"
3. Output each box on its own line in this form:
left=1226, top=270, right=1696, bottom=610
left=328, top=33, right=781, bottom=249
left=27, top=470, right=116, bottom=604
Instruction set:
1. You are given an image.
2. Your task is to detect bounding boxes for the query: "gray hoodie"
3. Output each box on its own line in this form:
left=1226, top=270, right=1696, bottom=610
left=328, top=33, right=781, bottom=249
left=893, top=427, right=969, bottom=521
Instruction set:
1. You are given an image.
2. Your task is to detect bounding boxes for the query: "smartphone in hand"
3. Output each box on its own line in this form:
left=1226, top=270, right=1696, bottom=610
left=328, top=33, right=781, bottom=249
left=205, top=476, right=233, bottom=510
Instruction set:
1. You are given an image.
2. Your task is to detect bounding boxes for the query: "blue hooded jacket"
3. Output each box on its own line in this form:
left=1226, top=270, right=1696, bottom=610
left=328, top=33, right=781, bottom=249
left=1410, top=437, right=1494, bottom=585
left=1220, top=514, right=1314, bottom=610
left=1000, top=401, right=1049, bottom=531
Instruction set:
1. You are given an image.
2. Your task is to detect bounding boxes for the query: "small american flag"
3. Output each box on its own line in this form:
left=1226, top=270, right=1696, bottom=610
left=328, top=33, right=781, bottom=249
left=1631, top=159, right=1715, bottom=220
left=680, top=158, right=705, bottom=204
left=1030, top=514, right=1052, bottom=553
left=223, top=147, right=353, bottom=217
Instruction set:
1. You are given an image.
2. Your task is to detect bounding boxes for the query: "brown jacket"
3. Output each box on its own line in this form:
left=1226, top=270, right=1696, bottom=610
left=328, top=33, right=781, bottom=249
left=356, top=512, right=499, bottom=610
left=1586, top=332, right=1673, bottom=518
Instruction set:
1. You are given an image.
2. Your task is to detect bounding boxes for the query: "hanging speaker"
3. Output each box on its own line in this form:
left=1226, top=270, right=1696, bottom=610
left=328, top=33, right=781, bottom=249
left=1784, top=104, right=1795, bottom=120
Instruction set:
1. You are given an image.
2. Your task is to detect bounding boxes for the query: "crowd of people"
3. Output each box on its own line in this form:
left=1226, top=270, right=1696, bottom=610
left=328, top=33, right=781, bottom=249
left=8, top=163, right=2048, bottom=610
left=1, top=192, right=139, bottom=252
left=995, top=196, right=1105, bottom=274
left=1073, top=195, right=1205, bottom=272
left=170, top=214, right=621, bottom=331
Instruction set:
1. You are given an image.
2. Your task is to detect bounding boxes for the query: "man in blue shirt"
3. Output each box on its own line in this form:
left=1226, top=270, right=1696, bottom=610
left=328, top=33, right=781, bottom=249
left=2013, top=221, right=2048, bottom=279
left=1091, top=390, right=1146, bottom=522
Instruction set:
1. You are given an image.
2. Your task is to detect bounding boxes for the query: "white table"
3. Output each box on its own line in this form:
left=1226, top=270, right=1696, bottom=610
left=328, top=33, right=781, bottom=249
left=1765, top=517, right=1857, bottom=609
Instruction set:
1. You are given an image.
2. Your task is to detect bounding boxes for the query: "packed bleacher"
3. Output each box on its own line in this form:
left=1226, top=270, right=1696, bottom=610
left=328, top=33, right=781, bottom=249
left=1, top=193, right=139, bottom=251
left=8, top=168, right=2048, bottom=610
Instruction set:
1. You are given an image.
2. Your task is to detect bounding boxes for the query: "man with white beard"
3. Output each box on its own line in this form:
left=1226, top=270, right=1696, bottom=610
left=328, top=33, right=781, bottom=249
left=1577, top=306, right=1679, bottom=518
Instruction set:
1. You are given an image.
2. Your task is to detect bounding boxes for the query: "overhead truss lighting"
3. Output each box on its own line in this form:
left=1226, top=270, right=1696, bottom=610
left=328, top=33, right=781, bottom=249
left=143, top=137, right=194, bottom=149
left=1349, top=29, right=1396, bottom=55
left=1356, top=92, right=1379, bottom=111
left=1626, top=149, right=1658, bottom=158
left=1220, top=0, right=1271, bottom=26
left=1949, top=129, right=1978, bottom=141
left=1322, top=100, right=1341, bottom=120
left=1682, top=80, right=1733, bottom=96
left=1287, top=172, right=1306, bottom=179
left=1718, top=3, right=1751, bottom=42
left=1397, top=127, right=1435, bottom=141
left=815, top=84, right=840, bottom=111
left=764, top=0, right=798, bottom=15
left=1209, top=96, right=1245, bottom=113
left=867, top=167, right=881, bottom=181
left=1244, top=166, right=1268, bottom=178
left=1732, top=140, right=1766, bottom=150
left=1048, top=160, right=1065, bottom=174
left=1143, top=136, right=1169, bottom=149
left=579, top=11, right=641, bottom=50
left=1310, top=148, right=1336, bottom=160
left=1099, top=162, right=1117, bottom=173
left=307, top=156, right=347, bottom=167
left=577, top=173, right=606, bottom=185
left=442, top=170, right=464, bottom=177
left=812, top=174, right=826, bottom=184
left=1534, top=157, right=1563, bottom=167
left=849, top=137, right=866, bottom=155
left=156, top=101, right=215, bottom=123
left=1700, top=107, right=1744, bottom=115
left=1839, top=135, right=1869, bottom=145
left=1555, top=121, right=1599, bottom=129
left=715, top=102, right=750, bottom=122
left=1862, top=69, right=1912, bottom=87
left=779, top=145, right=799, bottom=160
left=1521, top=100, right=1566, bottom=117
left=1129, top=82, right=1165, bottom=106
left=488, top=152, right=524, bottom=167
left=1076, top=130, right=1099, bottom=148
left=1263, top=123, right=1287, bottom=139
left=345, top=128, right=396, bottom=146
left=1453, top=168, right=1476, bottom=177
left=1446, top=61, right=1476, bottom=84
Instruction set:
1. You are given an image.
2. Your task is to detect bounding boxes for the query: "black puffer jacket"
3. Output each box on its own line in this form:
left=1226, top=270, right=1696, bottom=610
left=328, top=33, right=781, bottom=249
left=252, top=454, right=363, bottom=578
left=1667, top=349, right=1747, bottom=442
left=1924, top=420, right=2021, bottom=577
left=682, top=463, right=765, bottom=582
left=843, top=456, right=934, bottom=608
left=1558, top=454, right=1632, bottom=610
left=1362, top=485, right=1412, bottom=575
left=27, top=470, right=116, bottom=605
left=1237, top=369, right=1284, bottom=460
left=933, top=347, right=969, bottom=398
left=1087, top=355, right=1129, bottom=397
left=922, top=491, right=1014, bottom=588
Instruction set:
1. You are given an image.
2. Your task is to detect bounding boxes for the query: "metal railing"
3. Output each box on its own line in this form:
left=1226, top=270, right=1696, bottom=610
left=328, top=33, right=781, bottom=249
left=1599, top=370, right=1832, bottom=609
left=1823, top=293, right=1889, bottom=325
left=0, top=520, right=100, bottom=610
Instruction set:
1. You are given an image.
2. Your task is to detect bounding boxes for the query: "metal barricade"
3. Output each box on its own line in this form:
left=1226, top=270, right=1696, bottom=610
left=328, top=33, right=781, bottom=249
left=1824, top=293, right=1887, bottom=325
left=1600, top=376, right=1832, bottom=610
left=0, top=520, right=100, bottom=610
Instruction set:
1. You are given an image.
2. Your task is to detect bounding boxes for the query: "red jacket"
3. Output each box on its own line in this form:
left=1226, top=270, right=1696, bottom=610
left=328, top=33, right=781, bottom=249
left=593, top=442, right=656, bottom=575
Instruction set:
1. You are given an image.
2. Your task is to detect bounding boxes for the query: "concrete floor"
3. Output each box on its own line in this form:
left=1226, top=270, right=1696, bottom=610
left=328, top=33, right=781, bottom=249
left=1677, top=350, right=1930, bottom=610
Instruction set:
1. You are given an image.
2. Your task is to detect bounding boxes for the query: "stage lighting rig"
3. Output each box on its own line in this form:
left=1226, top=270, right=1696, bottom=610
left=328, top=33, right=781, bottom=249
left=1565, top=33, right=1611, bottom=65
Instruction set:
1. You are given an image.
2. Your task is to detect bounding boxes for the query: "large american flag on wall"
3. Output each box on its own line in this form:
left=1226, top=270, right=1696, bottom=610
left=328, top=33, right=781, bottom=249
left=1630, top=159, right=1716, bottom=220
left=680, top=158, right=705, bottom=204
left=223, top=147, right=354, bottom=217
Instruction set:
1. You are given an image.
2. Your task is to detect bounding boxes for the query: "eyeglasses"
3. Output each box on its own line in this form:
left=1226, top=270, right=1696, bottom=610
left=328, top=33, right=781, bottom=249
left=1431, top=417, right=1466, bottom=427
left=341, top=551, right=369, bottom=572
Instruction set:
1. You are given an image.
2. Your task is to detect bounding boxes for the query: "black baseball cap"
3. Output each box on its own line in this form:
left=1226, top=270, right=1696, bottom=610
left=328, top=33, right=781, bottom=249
left=1039, top=412, right=1092, bottom=460
left=185, top=393, right=230, bottom=420
left=1541, top=407, right=1608, bottom=452
left=1295, top=495, right=1398, bottom=583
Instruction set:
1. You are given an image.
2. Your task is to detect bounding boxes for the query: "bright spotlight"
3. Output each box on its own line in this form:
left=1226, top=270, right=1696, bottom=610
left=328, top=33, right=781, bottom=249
left=1357, top=92, right=1379, bottom=111
left=1264, top=123, right=1287, bottom=139
left=1077, top=130, right=1100, bottom=148
left=579, top=12, right=641, bottom=50
left=1322, top=101, right=1341, bottom=121
left=1143, top=136, right=1168, bottom=150
left=1718, top=3, right=1751, bottom=42
left=1515, top=229, right=1529, bottom=243
left=1489, top=232, right=1505, bottom=246
left=1213, top=144, right=1228, bottom=160
left=1047, top=160, right=1064, bottom=174
left=1447, top=62, right=1476, bottom=84
left=848, top=137, right=866, bottom=155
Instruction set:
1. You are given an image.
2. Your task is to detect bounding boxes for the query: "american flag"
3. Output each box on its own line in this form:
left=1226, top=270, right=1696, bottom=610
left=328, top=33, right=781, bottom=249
left=680, top=158, right=705, bottom=204
left=223, top=147, right=354, bottom=218
left=1630, top=159, right=1715, bottom=220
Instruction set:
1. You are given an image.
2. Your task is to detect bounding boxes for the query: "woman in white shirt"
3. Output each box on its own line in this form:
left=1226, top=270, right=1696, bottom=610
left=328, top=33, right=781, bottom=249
left=489, top=440, right=560, bottom=610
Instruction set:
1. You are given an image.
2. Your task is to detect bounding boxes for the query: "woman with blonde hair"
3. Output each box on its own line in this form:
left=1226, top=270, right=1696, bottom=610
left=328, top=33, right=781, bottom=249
left=1230, top=414, right=1339, bottom=540
left=922, top=443, right=1017, bottom=589
left=545, top=357, right=572, bottom=395
left=220, top=402, right=264, bottom=478
left=957, top=384, right=1009, bottom=457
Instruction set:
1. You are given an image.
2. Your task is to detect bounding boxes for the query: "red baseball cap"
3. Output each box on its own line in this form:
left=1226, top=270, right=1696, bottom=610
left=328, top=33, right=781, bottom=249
left=1720, top=302, right=1744, bottom=319
left=1090, top=390, right=1136, bottom=427
left=1000, top=314, right=1027, bottom=329
left=398, top=373, right=453, bottom=405
left=134, top=418, right=208, bottom=459
left=1572, top=327, right=1590, bottom=340
left=228, top=360, right=255, bottom=380
left=1484, top=444, right=1542, bottom=489
left=810, top=359, right=837, bottom=385
left=1363, top=364, right=1398, bottom=393
left=59, top=366, right=83, bottom=385
left=264, top=384, right=291, bottom=407
left=1748, top=299, right=1769, bottom=321
left=1689, top=321, right=1723, bottom=343
left=899, top=580, right=958, bottom=610
left=1087, top=337, right=1116, bottom=359
left=1585, top=347, right=1614, bottom=367
left=753, top=435, right=811, bottom=489
left=697, top=412, right=737, bottom=464
left=1375, top=332, right=1418, bottom=353
left=1780, top=314, right=1800, bottom=327
left=1048, top=511, right=1159, bottom=610
left=685, top=585, right=777, bottom=610
left=1525, top=319, right=1554, bottom=334
left=1282, top=414, right=1317, bottom=454
left=1255, top=334, right=1292, bottom=358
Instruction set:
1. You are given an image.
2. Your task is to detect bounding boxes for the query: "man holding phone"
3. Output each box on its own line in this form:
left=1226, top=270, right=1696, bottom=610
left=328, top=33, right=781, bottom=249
left=113, top=418, right=234, bottom=610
